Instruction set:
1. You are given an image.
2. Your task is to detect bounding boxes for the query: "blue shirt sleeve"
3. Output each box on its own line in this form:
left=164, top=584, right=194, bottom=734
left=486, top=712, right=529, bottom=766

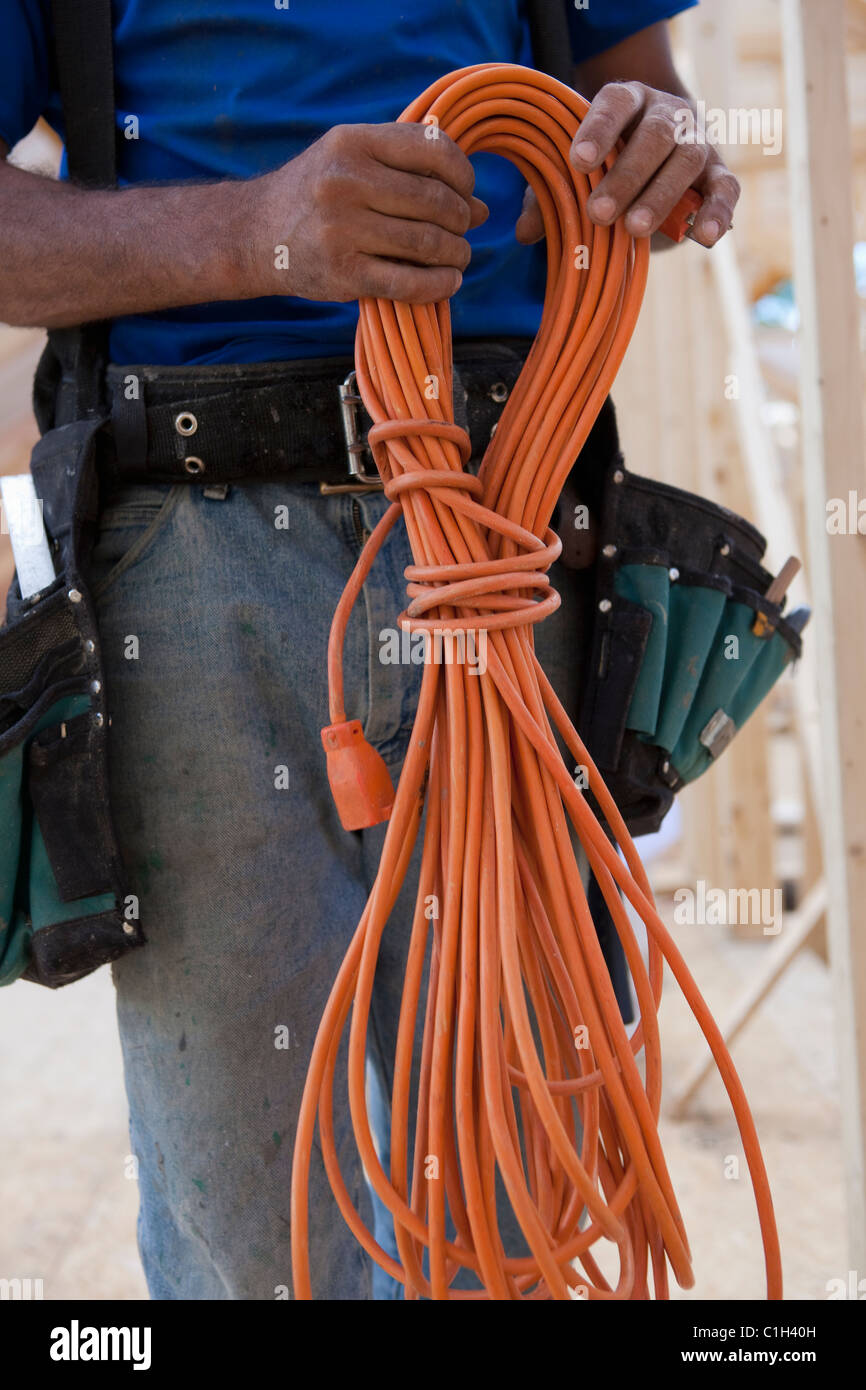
left=0, top=0, right=53, bottom=151
left=566, top=0, right=698, bottom=62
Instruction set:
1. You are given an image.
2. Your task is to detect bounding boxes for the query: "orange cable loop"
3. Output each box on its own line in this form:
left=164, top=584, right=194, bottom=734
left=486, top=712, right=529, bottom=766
left=292, top=61, right=782, bottom=1302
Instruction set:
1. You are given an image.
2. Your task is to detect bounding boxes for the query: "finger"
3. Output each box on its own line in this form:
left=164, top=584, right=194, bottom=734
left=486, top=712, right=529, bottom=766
left=362, top=122, right=476, bottom=201
left=587, top=106, right=693, bottom=226
left=468, top=196, right=490, bottom=230
left=689, top=161, right=741, bottom=247
left=365, top=164, right=477, bottom=236
left=515, top=185, right=544, bottom=245
left=358, top=256, right=463, bottom=304
left=359, top=211, right=472, bottom=271
left=619, top=141, right=709, bottom=237
left=570, top=81, right=646, bottom=170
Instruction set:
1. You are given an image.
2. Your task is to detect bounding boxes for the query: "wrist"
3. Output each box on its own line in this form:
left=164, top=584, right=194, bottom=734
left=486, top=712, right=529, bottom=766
left=217, top=165, right=301, bottom=302
left=211, top=176, right=266, bottom=302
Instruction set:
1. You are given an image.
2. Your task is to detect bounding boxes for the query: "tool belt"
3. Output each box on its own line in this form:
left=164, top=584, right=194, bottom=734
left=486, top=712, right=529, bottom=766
left=0, top=335, right=806, bottom=990
left=98, top=340, right=532, bottom=489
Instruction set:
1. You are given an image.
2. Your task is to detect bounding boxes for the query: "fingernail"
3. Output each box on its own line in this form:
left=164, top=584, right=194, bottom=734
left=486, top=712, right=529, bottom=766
left=627, top=207, right=653, bottom=234
left=574, top=140, right=598, bottom=164
left=702, top=218, right=721, bottom=242
left=590, top=195, right=615, bottom=221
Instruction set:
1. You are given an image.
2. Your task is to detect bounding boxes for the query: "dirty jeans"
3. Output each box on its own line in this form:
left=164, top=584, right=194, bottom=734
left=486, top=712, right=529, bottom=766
left=89, top=469, right=587, bottom=1300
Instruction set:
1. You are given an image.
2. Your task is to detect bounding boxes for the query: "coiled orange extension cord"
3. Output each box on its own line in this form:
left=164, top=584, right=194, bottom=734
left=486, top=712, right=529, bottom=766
left=290, top=62, right=782, bottom=1301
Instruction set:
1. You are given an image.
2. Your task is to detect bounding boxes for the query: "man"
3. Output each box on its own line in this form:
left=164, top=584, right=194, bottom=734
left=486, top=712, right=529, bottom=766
left=0, top=1, right=738, bottom=1299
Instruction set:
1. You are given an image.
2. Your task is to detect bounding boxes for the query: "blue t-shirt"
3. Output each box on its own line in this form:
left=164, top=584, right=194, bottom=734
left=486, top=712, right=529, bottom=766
left=1, top=0, right=695, bottom=364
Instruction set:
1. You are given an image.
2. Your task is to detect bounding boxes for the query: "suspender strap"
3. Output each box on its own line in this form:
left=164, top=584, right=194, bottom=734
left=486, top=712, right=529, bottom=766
left=50, top=0, right=117, bottom=188
left=525, top=0, right=575, bottom=86
left=46, top=0, right=117, bottom=423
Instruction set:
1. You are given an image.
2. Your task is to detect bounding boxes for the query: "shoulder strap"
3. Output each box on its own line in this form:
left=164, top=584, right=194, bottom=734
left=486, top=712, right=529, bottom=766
left=42, top=0, right=117, bottom=425
left=525, top=0, right=575, bottom=87
left=50, top=0, right=117, bottom=187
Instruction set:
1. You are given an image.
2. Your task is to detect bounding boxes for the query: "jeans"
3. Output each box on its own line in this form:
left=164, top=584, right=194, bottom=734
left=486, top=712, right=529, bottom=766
left=89, top=463, right=588, bottom=1299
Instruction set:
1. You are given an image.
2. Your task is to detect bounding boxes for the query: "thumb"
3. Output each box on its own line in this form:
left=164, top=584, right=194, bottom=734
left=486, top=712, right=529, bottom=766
left=515, top=184, right=544, bottom=245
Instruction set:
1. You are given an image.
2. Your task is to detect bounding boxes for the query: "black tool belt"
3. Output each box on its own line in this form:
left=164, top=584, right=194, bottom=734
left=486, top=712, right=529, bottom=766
left=102, top=338, right=536, bottom=488
left=1, top=335, right=806, bottom=992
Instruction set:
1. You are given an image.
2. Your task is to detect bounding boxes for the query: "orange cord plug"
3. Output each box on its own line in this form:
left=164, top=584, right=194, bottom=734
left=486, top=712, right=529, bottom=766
left=659, top=186, right=704, bottom=243
left=321, top=719, right=395, bottom=831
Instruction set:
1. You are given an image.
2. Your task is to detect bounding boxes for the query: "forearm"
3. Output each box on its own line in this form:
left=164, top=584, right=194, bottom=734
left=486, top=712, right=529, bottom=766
left=0, top=154, right=255, bottom=328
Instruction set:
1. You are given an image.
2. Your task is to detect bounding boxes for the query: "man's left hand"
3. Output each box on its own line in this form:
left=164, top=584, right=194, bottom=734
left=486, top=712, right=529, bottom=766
left=515, top=80, right=740, bottom=250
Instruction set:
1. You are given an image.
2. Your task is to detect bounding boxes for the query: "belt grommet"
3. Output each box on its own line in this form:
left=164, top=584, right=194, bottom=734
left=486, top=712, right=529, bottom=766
left=175, top=411, right=198, bottom=436
left=184, top=455, right=205, bottom=475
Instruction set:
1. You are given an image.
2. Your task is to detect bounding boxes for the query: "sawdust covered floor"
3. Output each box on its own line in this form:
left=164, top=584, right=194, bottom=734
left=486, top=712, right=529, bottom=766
left=0, top=967, right=147, bottom=1299
left=655, top=894, right=846, bottom=1301
left=0, top=895, right=845, bottom=1300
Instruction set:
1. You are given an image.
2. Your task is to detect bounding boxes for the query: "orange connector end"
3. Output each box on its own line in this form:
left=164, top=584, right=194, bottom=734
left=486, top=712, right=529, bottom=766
left=658, top=187, right=703, bottom=244
left=321, top=719, right=395, bottom=831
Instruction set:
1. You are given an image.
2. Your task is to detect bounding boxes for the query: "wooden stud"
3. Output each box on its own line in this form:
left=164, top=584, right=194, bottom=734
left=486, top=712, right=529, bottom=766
left=782, top=0, right=866, bottom=1269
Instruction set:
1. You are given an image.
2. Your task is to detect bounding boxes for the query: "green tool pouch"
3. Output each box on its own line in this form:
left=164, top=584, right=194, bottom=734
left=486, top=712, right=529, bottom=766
left=579, top=455, right=808, bottom=836
left=0, top=418, right=144, bottom=987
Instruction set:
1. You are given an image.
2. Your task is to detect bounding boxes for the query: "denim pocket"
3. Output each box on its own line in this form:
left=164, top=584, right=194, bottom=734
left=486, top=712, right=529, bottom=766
left=89, top=483, right=181, bottom=598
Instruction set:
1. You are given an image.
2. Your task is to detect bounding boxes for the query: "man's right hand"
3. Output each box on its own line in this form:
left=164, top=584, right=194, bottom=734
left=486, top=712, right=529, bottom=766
left=247, top=122, right=488, bottom=305
left=0, top=122, right=487, bottom=330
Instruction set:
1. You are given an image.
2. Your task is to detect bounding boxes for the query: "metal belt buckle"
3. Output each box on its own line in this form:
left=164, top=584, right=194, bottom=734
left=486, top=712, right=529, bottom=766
left=319, top=370, right=384, bottom=494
